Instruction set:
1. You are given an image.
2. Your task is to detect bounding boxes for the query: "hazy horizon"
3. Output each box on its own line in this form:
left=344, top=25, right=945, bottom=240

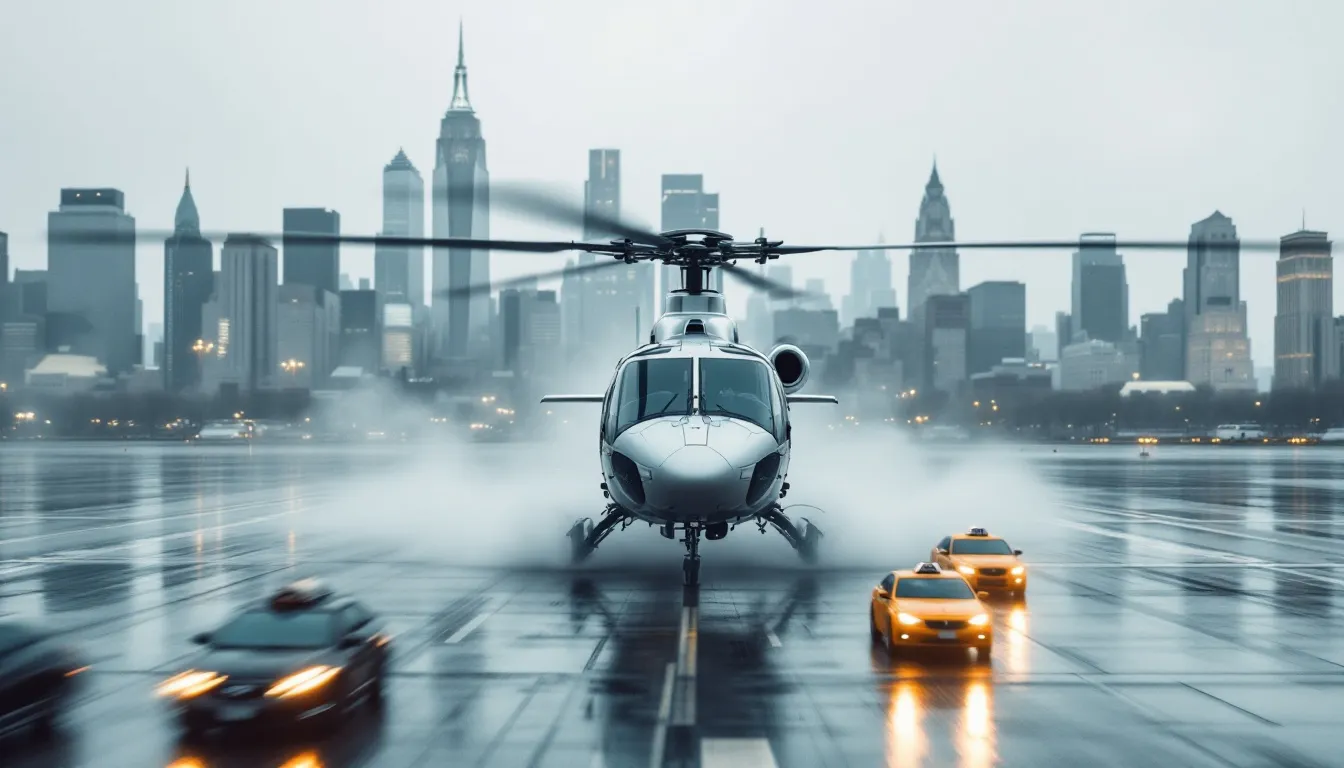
left=2, top=0, right=1341, bottom=361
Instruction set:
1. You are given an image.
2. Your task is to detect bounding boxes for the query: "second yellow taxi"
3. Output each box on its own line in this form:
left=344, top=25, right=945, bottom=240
left=870, top=562, right=993, bottom=661
left=930, top=527, right=1027, bottom=597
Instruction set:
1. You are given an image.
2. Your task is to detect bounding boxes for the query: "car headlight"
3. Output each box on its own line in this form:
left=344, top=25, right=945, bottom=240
left=157, top=670, right=227, bottom=699
left=1010, top=566, right=1024, bottom=576
left=265, top=666, right=342, bottom=698
left=968, top=613, right=990, bottom=627
left=897, top=612, right=921, bottom=626
left=957, top=565, right=976, bottom=576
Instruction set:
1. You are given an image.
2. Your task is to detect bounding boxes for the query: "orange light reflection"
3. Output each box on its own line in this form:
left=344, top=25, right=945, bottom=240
left=957, top=680, right=996, bottom=768
left=886, top=680, right=926, bottom=768
left=280, top=752, right=323, bottom=768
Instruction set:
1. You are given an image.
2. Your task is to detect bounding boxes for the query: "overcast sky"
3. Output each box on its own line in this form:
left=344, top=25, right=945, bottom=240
left=2, top=0, right=1341, bottom=359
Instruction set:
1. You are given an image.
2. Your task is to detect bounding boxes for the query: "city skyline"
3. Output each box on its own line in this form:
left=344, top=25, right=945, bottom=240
left=1, top=1, right=1341, bottom=363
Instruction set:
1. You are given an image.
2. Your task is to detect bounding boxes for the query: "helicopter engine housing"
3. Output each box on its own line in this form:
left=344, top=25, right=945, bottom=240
left=769, top=344, right=810, bottom=394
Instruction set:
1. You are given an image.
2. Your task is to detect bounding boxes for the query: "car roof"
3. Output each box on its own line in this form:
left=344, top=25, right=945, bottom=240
left=893, top=569, right=964, bottom=580
left=950, top=533, right=1007, bottom=541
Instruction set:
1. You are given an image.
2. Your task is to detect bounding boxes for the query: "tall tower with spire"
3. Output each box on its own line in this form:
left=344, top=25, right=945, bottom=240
left=431, top=21, right=491, bottom=362
left=163, top=169, right=214, bottom=391
left=907, top=162, right=959, bottom=323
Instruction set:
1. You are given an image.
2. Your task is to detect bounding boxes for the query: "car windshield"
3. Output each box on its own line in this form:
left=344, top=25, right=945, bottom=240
left=895, top=578, right=976, bottom=599
left=951, top=538, right=1014, bottom=555
left=614, top=358, right=693, bottom=435
left=699, top=357, right=776, bottom=432
left=210, top=610, right=334, bottom=650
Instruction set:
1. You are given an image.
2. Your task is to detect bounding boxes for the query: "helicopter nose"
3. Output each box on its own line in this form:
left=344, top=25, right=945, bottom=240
left=647, top=446, right=742, bottom=518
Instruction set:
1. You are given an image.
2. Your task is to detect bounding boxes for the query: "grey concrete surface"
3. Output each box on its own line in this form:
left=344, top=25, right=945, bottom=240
left=1, top=441, right=1342, bottom=767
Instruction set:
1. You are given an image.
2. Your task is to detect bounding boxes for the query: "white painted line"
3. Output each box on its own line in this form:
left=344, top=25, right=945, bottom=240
left=647, top=662, right=677, bottom=768
left=701, top=738, right=779, bottom=768
left=443, top=610, right=492, bottom=644
left=765, top=628, right=782, bottom=648
left=591, top=752, right=605, bottom=768
left=677, top=606, right=698, bottom=678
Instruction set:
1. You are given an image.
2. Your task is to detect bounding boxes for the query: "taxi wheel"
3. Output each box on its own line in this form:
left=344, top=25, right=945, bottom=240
left=869, top=610, right=881, bottom=643
left=975, top=646, right=992, bottom=664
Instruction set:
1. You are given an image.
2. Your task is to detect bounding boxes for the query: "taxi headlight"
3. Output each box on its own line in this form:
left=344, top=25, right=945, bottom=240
left=896, top=612, right=921, bottom=626
left=968, top=613, right=990, bottom=627
left=157, top=670, right=227, bottom=699
left=1010, top=566, right=1024, bottom=576
left=957, top=565, right=976, bottom=576
left=265, top=665, right=342, bottom=698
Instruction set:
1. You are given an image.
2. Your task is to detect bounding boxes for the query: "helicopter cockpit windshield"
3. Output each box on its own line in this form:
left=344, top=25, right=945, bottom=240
left=700, top=357, right=778, bottom=433
left=614, top=358, right=693, bottom=435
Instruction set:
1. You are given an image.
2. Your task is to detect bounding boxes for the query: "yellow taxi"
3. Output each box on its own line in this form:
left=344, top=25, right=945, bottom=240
left=931, top=527, right=1027, bottom=596
left=869, top=562, right=993, bottom=661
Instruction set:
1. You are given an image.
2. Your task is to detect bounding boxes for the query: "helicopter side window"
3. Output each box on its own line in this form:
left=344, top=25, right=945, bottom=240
left=699, top=357, right=775, bottom=433
left=613, top=358, right=693, bottom=436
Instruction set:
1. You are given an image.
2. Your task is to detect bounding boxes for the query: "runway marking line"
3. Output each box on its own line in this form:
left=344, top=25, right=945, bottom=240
left=701, top=738, right=779, bottom=768
left=765, top=628, right=782, bottom=648
left=647, top=662, right=677, bottom=768
left=443, top=608, right=493, bottom=644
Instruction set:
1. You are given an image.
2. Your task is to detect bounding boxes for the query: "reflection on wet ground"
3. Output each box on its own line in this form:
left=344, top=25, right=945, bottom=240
left=1, top=443, right=1343, bottom=766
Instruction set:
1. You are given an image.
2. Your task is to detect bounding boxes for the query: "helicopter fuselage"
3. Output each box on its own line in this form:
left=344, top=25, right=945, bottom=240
left=597, top=333, right=791, bottom=527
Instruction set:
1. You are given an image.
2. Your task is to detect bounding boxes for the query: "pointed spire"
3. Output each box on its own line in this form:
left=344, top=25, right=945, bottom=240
left=173, top=166, right=200, bottom=236
left=449, top=19, right=473, bottom=112
left=927, top=157, right=942, bottom=190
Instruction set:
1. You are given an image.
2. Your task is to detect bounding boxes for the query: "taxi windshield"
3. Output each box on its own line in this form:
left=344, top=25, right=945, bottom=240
left=895, top=578, right=976, bottom=599
left=210, top=611, right=334, bottom=650
left=950, top=538, right=1014, bottom=555
left=614, top=358, right=693, bottom=435
left=699, top=357, right=776, bottom=432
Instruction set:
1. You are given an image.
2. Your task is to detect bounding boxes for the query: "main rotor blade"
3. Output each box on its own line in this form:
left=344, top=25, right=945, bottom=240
left=434, top=256, right=640, bottom=299
left=48, top=229, right=625, bottom=254
left=490, top=182, right=672, bottom=247
left=769, top=238, right=1292, bottom=255
left=719, top=262, right=813, bottom=300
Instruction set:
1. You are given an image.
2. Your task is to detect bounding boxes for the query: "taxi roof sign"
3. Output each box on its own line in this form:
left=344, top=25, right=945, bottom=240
left=270, top=578, right=333, bottom=609
left=913, top=562, right=942, bottom=574
left=966, top=527, right=989, bottom=537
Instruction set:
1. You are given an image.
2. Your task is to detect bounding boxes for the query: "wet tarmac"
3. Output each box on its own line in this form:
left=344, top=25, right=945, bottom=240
left=2, top=441, right=1344, bottom=767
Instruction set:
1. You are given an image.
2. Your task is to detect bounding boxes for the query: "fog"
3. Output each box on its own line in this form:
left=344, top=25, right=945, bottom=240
left=304, top=392, right=1061, bottom=574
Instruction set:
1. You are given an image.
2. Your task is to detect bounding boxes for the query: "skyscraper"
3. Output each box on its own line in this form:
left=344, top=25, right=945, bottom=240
left=1139, top=299, right=1185, bottom=381
left=217, top=234, right=278, bottom=392
left=565, top=149, right=650, bottom=368
left=923, top=293, right=970, bottom=393
left=282, top=208, right=340, bottom=296
left=163, top=171, right=214, bottom=392
left=1183, top=212, right=1251, bottom=388
left=1070, top=234, right=1128, bottom=343
left=907, top=163, right=958, bottom=321
left=432, top=23, right=490, bottom=360
left=339, top=289, right=380, bottom=371
left=0, top=230, right=8, bottom=284
left=967, top=281, right=1026, bottom=375
left=375, top=149, right=425, bottom=306
left=1274, top=230, right=1334, bottom=390
left=277, top=283, right=339, bottom=388
left=660, top=174, right=720, bottom=309
left=844, top=244, right=896, bottom=326
left=47, top=188, right=137, bottom=374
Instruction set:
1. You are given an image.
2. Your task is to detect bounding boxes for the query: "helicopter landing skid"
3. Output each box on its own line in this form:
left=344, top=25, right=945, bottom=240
left=757, top=505, right=823, bottom=564
left=568, top=505, right=628, bottom=564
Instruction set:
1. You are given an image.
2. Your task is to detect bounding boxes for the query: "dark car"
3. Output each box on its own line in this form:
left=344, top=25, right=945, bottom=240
left=0, top=621, right=87, bottom=741
left=157, top=579, right=390, bottom=736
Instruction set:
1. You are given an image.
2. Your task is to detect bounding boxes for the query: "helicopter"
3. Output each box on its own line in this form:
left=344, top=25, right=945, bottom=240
left=52, top=183, right=1295, bottom=586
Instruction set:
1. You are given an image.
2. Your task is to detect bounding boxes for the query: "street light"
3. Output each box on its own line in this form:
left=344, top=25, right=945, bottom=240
left=280, top=359, right=305, bottom=378
left=192, top=339, right=215, bottom=356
